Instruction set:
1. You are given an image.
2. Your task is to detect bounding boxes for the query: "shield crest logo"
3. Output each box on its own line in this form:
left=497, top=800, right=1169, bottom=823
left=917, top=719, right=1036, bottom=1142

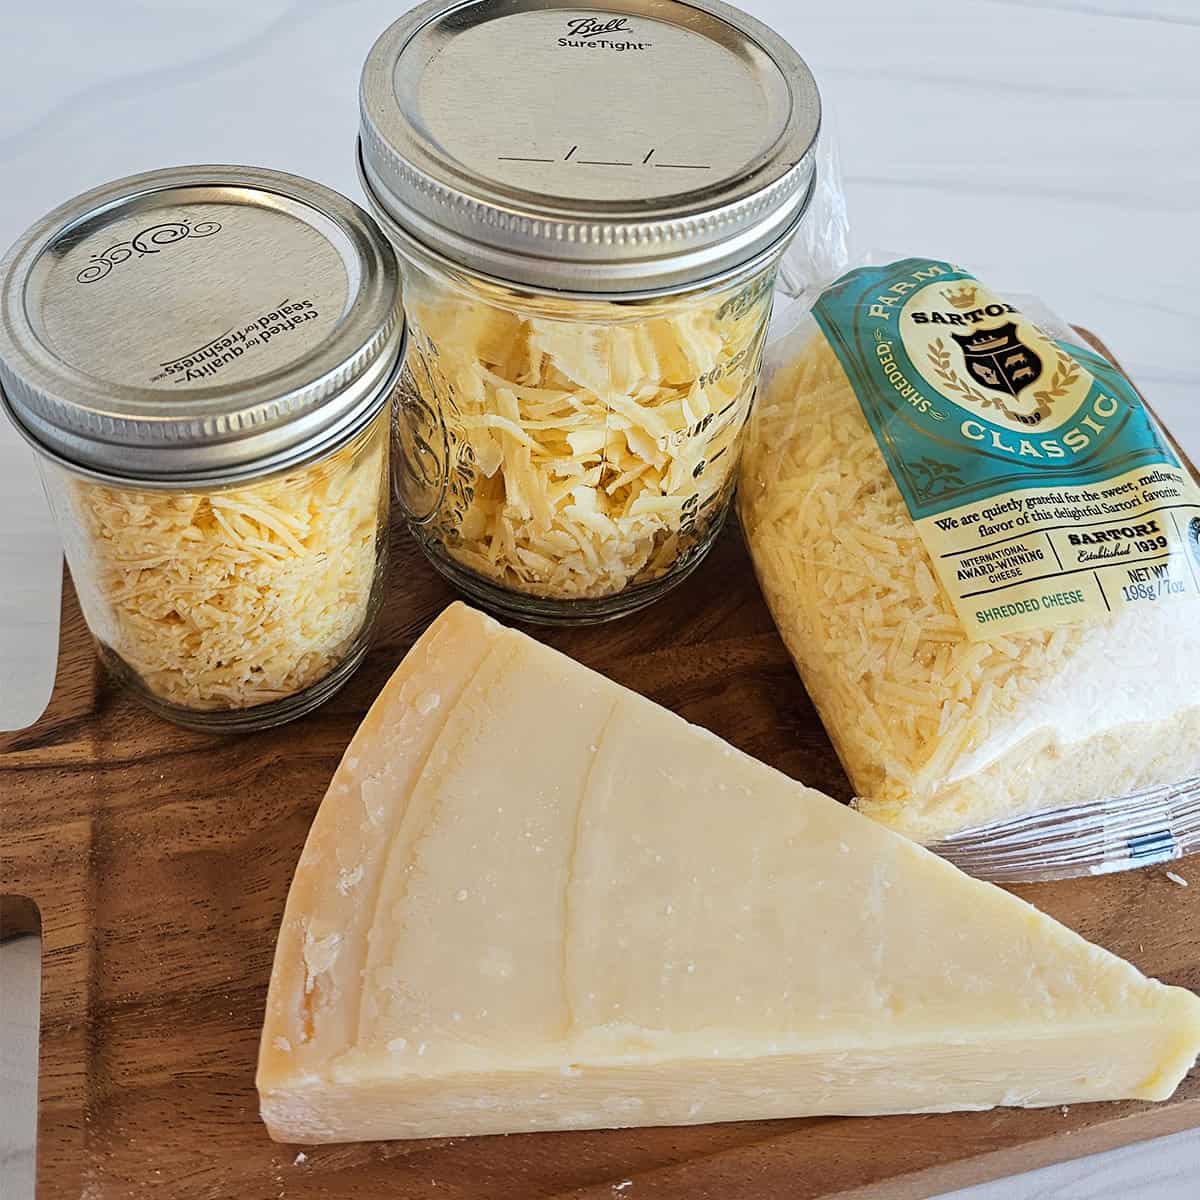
left=951, top=323, right=1044, bottom=398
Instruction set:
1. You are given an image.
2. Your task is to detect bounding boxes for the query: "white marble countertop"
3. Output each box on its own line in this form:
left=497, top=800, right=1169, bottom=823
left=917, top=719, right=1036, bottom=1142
left=1, top=1, right=1198, bottom=1196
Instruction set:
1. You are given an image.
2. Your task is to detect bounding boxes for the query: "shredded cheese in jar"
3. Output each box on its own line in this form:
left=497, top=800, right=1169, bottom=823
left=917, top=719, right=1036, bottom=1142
left=54, top=419, right=388, bottom=711
left=398, top=269, right=775, bottom=602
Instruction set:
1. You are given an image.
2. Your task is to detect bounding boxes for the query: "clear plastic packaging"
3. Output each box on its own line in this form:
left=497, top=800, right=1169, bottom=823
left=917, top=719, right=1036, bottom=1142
left=742, top=258, right=1200, bottom=881
left=776, top=103, right=851, bottom=306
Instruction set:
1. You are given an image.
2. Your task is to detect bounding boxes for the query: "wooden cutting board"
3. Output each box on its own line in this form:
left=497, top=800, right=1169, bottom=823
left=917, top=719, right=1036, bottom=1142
left=2, top=330, right=1198, bottom=1200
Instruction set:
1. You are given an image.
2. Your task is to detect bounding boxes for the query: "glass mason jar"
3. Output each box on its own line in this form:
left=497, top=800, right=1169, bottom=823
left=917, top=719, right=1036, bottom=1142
left=388, top=247, right=778, bottom=620
left=0, top=166, right=405, bottom=731
left=359, top=0, right=821, bottom=623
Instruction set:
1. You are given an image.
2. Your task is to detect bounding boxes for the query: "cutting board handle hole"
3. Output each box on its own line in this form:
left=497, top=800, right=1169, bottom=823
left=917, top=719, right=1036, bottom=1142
left=1, top=894, right=40, bottom=1200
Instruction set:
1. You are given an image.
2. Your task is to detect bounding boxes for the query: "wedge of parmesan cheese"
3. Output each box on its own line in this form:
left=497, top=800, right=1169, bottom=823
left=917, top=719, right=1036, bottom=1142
left=257, top=603, right=1200, bottom=1144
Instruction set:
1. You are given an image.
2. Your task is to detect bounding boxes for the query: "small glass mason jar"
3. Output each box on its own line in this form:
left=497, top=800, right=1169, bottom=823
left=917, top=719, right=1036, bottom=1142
left=359, top=0, right=821, bottom=623
left=0, top=166, right=405, bottom=731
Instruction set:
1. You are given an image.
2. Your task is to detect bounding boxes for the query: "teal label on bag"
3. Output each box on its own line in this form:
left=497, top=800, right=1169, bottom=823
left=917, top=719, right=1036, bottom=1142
left=811, top=259, right=1200, bottom=638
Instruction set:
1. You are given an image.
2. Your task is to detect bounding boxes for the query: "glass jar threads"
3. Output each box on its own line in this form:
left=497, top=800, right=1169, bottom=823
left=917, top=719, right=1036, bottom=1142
left=359, top=0, right=821, bottom=623
left=0, top=166, right=405, bottom=731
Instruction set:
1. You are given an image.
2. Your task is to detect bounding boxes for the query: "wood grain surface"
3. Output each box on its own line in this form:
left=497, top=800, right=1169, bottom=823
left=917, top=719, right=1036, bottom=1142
left=1, top=332, right=1197, bottom=1200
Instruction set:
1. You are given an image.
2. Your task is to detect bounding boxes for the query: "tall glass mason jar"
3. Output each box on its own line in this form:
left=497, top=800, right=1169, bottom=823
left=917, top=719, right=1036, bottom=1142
left=359, top=0, right=821, bottom=623
left=0, top=166, right=405, bottom=731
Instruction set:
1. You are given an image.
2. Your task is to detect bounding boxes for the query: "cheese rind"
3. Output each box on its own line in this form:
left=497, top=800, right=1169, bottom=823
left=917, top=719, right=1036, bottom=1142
left=257, top=603, right=502, bottom=1080
left=257, top=603, right=1200, bottom=1143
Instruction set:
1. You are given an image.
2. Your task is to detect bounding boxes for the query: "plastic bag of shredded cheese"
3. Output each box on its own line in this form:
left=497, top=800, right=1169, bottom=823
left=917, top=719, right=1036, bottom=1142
left=740, top=257, right=1200, bottom=881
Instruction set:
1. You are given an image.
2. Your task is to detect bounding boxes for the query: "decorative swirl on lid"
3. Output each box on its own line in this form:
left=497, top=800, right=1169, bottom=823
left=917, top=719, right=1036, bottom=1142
left=76, top=217, right=223, bottom=284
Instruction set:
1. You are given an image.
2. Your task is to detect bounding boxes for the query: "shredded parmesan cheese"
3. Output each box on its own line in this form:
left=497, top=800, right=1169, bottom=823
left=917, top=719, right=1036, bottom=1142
left=739, top=333, right=1200, bottom=843
left=400, top=268, right=773, bottom=599
left=58, top=419, right=388, bottom=711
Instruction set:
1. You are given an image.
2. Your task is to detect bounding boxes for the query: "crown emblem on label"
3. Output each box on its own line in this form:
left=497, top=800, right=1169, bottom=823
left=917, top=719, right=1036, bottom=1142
left=942, top=285, right=978, bottom=310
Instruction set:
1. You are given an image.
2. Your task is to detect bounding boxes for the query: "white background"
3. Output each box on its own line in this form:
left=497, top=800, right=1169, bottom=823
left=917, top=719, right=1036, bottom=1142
left=1, top=1, right=1198, bottom=1196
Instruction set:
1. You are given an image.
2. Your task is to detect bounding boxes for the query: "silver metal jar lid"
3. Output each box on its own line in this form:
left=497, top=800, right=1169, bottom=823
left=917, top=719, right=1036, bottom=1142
left=359, top=0, right=821, bottom=295
left=0, top=165, right=404, bottom=485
